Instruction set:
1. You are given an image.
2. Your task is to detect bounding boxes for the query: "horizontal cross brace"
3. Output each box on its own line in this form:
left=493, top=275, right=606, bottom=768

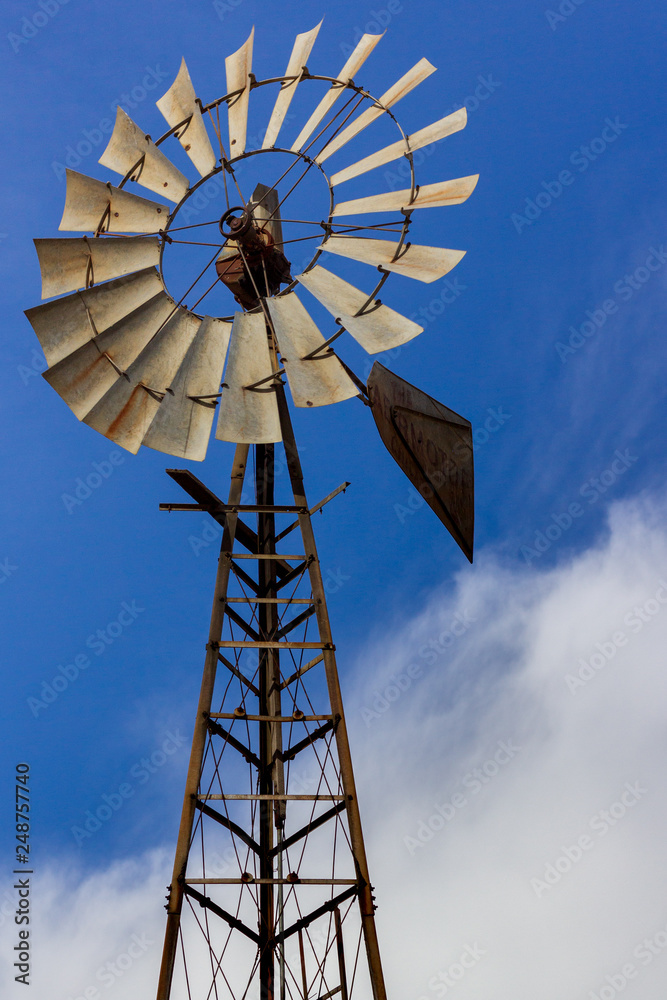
left=159, top=503, right=307, bottom=514
left=225, top=597, right=313, bottom=604
left=215, top=641, right=332, bottom=650
left=198, top=794, right=347, bottom=801
left=229, top=553, right=307, bottom=560
left=209, top=713, right=333, bottom=722
left=184, top=878, right=357, bottom=885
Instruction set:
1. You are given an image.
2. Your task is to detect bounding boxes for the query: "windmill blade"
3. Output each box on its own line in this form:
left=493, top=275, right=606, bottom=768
left=156, top=58, right=217, bottom=177
left=216, top=311, right=281, bottom=443
left=265, top=293, right=358, bottom=408
left=315, top=58, right=436, bottom=165
left=34, top=236, right=160, bottom=299
left=368, top=362, right=474, bottom=561
left=83, top=309, right=200, bottom=453
left=99, top=107, right=189, bottom=203
left=225, top=28, right=254, bottom=156
left=297, top=265, right=422, bottom=353
left=25, top=267, right=163, bottom=367
left=332, top=175, right=479, bottom=216
left=262, top=21, right=323, bottom=150
left=318, top=236, right=465, bottom=283
left=291, top=32, right=384, bottom=152
left=59, top=169, right=169, bottom=234
left=330, top=108, right=467, bottom=185
left=143, top=316, right=232, bottom=461
left=43, top=292, right=176, bottom=420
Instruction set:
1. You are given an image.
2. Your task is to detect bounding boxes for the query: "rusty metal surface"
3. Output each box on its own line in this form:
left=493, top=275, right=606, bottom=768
left=318, top=236, right=466, bottom=283
left=225, top=28, right=254, bottom=155
left=330, top=108, right=467, bottom=186
left=99, top=107, right=189, bottom=203
left=316, top=58, right=436, bottom=165
left=368, top=362, right=474, bottom=561
left=59, top=169, right=169, bottom=233
left=262, top=22, right=322, bottom=150
left=25, top=267, right=163, bottom=367
left=83, top=308, right=200, bottom=453
left=143, top=315, right=232, bottom=461
left=34, top=236, right=161, bottom=299
left=290, top=32, right=383, bottom=152
left=297, top=265, right=423, bottom=352
left=265, top=293, right=358, bottom=408
left=333, top=174, right=479, bottom=217
left=156, top=57, right=217, bottom=177
left=44, top=292, right=175, bottom=420
left=215, top=311, right=282, bottom=444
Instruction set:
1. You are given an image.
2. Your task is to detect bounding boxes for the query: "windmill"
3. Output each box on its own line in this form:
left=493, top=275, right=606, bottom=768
left=26, top=22, right=477, bottom=1000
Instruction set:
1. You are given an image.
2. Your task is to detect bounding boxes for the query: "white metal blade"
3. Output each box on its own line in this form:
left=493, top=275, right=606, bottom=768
left=297, top=265, right=423, bottom=353
left=332, top=175, right=479, bottom=216
left=262, top=22, right=322, bottom=150
left=25, top=267, right=163, bottom=367
left=143, top=316, right=232, bottom=461
left=330, top=108, right=467, bottom=185
left=156, top=57, right=217, bottom=177
left=34, top=236, right=160, bottom=299
left=43, top=292, right=175, bottom=420
left=99, top=107, right=189, bottom=203
left=291, top=32, right=383, bottom=152
left=318, top=236, right=466, bottom=283
left=226, top=28, right=254, bottom=156
left=59, top=169, right=169, bottom=234
left=316, top=58, right=436, bottom=165
left=215, top=311, right=281, bottom=443
left=83, top=308, right=200, bottom=453
left=265, top=293, right=358, bottom=407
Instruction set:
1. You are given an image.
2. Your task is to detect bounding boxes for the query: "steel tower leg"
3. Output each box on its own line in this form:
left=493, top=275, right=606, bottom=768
left=156, top=405, right=387, bottom=1000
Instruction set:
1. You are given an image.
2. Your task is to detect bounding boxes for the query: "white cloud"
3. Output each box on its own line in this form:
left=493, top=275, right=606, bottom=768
left=6, top=492, right=667, bottom=1000
left=350, top=491, right=667, bottom=1000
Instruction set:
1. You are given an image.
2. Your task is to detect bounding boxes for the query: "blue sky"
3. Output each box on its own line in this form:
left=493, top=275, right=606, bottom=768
left=1, top=0, right=666, bottom=997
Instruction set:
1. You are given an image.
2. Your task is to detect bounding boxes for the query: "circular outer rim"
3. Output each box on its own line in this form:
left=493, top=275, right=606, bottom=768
left=114, top=73, right=416, bottom=323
